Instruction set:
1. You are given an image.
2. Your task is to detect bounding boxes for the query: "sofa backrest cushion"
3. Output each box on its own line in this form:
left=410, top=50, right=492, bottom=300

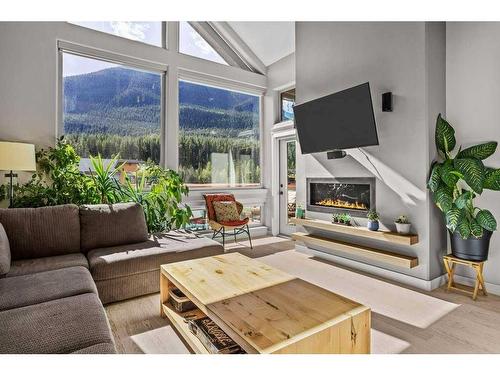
left=79, top=203, right=149, bottom=251
left=0, top=205, right=81, bottom=260
left=0, top=223, right=11, bottom=275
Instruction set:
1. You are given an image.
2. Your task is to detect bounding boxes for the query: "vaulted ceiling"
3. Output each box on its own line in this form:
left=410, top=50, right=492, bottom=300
left=227, top=22, right=295, bottom=67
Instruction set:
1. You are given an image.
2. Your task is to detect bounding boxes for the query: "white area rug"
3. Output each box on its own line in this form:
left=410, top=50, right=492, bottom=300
left=258, top=250, right=459, bottom=354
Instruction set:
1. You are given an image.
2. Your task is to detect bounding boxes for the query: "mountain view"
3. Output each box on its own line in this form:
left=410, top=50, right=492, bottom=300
left=63, top=67, right=260, bottom=184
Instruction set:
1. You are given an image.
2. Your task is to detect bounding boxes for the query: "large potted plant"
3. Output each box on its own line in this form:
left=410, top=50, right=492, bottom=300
left=428, top=114, right=500, bottom=261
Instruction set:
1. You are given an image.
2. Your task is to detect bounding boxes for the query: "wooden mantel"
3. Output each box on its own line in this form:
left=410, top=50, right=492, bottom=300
left=291, top=217, right=418, bottom=246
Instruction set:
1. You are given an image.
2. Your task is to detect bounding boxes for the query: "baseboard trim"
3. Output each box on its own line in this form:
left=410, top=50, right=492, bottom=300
left=296, top=244, right=445, bottom=292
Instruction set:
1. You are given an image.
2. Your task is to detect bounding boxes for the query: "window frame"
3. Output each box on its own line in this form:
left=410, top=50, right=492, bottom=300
left=57, top=42, right=167, bottom=166
left=177, top=73, right=264, bottom=190
left=67, top=22, right=167, bottom=49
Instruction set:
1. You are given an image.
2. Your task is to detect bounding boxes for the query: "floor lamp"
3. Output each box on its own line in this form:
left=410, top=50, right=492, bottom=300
left=0, top=141, right=36, bottom=208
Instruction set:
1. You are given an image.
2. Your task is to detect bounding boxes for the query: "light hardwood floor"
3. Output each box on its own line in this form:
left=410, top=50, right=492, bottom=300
left=105, top=236, right=500, bottom=354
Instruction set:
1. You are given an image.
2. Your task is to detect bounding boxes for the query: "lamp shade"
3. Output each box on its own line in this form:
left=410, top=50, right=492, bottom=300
left=0, top=141, right=36, bottom=171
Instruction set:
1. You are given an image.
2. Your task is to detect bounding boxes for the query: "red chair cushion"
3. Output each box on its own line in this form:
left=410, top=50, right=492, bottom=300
left=219, top=218, right=249, bottom=227
left=204, top=194, right=236, bottom=221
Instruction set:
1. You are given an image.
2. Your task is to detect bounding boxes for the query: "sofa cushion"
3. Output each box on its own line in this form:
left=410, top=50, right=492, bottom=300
left=7, top=253, right=89, bottom=278
left=0, top=204, right=80, bottom=260
left=0, top=266, right=97, bottom=311
left=87, top=230, right=224, bottom=281
left=0, top=293, right=116, bottom=354
left=80, top=203, right=148, bottom=252
left=0, top=223, right=10, bottom=276
left=72, top=342, right=117, bottom=354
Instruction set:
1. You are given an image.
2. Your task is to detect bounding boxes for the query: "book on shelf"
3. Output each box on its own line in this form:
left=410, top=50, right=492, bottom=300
left=187, top=317, right=243, bottom=354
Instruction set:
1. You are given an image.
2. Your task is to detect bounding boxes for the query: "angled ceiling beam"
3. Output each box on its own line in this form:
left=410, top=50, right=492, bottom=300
left=189, top=21, right=266, bottom=75
left=209, top=22, right=267, bottom=75
left=188, top=22, right=255, bottom=74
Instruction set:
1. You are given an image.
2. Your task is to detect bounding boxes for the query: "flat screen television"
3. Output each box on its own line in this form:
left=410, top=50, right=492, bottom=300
left=293, top=82, right=378, bottom=154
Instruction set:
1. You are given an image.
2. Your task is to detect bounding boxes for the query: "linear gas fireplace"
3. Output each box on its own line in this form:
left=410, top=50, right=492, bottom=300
left=307, top=177, right=375, bottom=217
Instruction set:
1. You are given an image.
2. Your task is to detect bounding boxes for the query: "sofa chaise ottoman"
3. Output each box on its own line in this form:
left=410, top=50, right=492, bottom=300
left=0, top=202, right=224, bottom=354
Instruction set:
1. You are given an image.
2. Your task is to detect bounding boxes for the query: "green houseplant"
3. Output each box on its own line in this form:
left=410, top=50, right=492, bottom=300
left=3, top=138, right=193, bottom=234
left=428, top=114, right=500, bottom=261
left=366, top=209, right=379, bottom=231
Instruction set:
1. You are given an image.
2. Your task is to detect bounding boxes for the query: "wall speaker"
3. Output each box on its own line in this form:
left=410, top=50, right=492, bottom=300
left=382, top=92, right=393, bottom=112
left=327, top=150, right=347, bottom=159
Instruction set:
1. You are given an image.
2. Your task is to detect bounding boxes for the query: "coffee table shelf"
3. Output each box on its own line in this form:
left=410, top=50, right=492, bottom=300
left=161, top=302, right=209, bottom=354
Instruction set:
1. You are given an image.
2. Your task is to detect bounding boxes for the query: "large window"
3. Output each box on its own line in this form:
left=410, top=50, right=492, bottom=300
left=179, top=22, right=229, bottom=65
left=69, top=22, right=163, bottom=47
left=178, top=80, right=261, bottom=188
left=62, top=52, right=162, bottom=165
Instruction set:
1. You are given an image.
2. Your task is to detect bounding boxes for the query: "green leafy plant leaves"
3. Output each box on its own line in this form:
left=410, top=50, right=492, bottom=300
left=476, top=209, right=497, bottom=232
left=434, top=186, right=453, bottom=212
left=445, top=206, right=462, bottom=232
left=440, top=159, right=460, bottom=188
left=454, top=158, right=485, bottom=194
left=454, top=191, right=472, bottom=209
left=435, top=113, right=456, bottom=154
left=470, top=219, right=484, bottom=238
left=427, top=114, right=498, bottom=240
left=428, top=163, right=442, bottom=192
left=484, top=167, right=500, bottom=191
left=457, top=141, right=497, bottom=160
left=457, top=216, right=471, bottom=239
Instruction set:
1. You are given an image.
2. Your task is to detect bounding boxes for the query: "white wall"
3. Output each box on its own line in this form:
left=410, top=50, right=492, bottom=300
left=295, top=22, right=446, bottom=281
left=447, top=22, right=500, bottom=287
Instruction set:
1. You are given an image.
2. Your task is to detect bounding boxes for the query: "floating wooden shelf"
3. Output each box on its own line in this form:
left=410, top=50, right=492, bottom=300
left=292, top=232, right=419, bottom=269
left=291, top=217, right=418, bottom=246
left=161, top=302, right=209, bottom=354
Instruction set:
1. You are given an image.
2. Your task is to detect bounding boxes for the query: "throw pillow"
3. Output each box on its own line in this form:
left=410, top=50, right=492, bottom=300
left=0, top=223, right=11, bottom=276
left=213, top=201, right=240, bottom=222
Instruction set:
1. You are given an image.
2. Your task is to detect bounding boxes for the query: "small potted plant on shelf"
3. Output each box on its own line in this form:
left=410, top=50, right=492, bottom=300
left=395, top=215, right=411, bottom=234
left=332, top=213, right=340, bottom=223
left=340, top=213, right=352, bottom=226
left=366, top=209, right=380, bottom=231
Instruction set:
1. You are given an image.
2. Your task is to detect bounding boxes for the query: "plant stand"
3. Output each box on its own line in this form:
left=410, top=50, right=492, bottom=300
left=443, top=255, right=487, bottom=301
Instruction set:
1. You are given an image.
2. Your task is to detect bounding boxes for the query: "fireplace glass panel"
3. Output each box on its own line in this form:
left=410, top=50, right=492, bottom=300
left=309, top=183, right=371, bottom=211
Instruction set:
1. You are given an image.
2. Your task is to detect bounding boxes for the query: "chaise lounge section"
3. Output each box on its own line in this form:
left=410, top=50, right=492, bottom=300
left=0, top=203, right=224, bottom=354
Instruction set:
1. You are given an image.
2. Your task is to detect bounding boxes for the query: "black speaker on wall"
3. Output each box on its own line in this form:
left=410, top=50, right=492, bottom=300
left=382, top=92, right=393, bottom=112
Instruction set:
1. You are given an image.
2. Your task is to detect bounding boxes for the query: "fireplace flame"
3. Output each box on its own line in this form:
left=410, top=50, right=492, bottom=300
left=315, top=198, right=368, bottom=210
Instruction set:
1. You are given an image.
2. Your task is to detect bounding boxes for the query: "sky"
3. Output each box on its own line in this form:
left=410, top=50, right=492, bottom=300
left=64, top=21, right=227, bottom=77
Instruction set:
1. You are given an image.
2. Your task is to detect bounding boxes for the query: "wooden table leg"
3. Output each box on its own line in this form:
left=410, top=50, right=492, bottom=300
left=160, top=270, right=170, bottom=317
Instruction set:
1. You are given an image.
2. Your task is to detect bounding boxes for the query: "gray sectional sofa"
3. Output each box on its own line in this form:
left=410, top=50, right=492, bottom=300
left=0, top=203, right=224, bottom=354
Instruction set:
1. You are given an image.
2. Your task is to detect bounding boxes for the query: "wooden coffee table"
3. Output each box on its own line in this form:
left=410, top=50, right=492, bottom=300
left=160, top=253, right=371, bottom=354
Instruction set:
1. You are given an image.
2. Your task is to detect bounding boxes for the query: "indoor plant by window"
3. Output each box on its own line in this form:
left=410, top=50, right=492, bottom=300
left=428, top=114, right=500, bottom=261
left=366, top=209, right=379, bottom=231
left=395, top=215, right=411, bottom=234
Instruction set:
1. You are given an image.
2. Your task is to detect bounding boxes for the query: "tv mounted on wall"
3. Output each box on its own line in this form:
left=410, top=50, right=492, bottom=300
left=293, top=82, right=379, bottom=154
